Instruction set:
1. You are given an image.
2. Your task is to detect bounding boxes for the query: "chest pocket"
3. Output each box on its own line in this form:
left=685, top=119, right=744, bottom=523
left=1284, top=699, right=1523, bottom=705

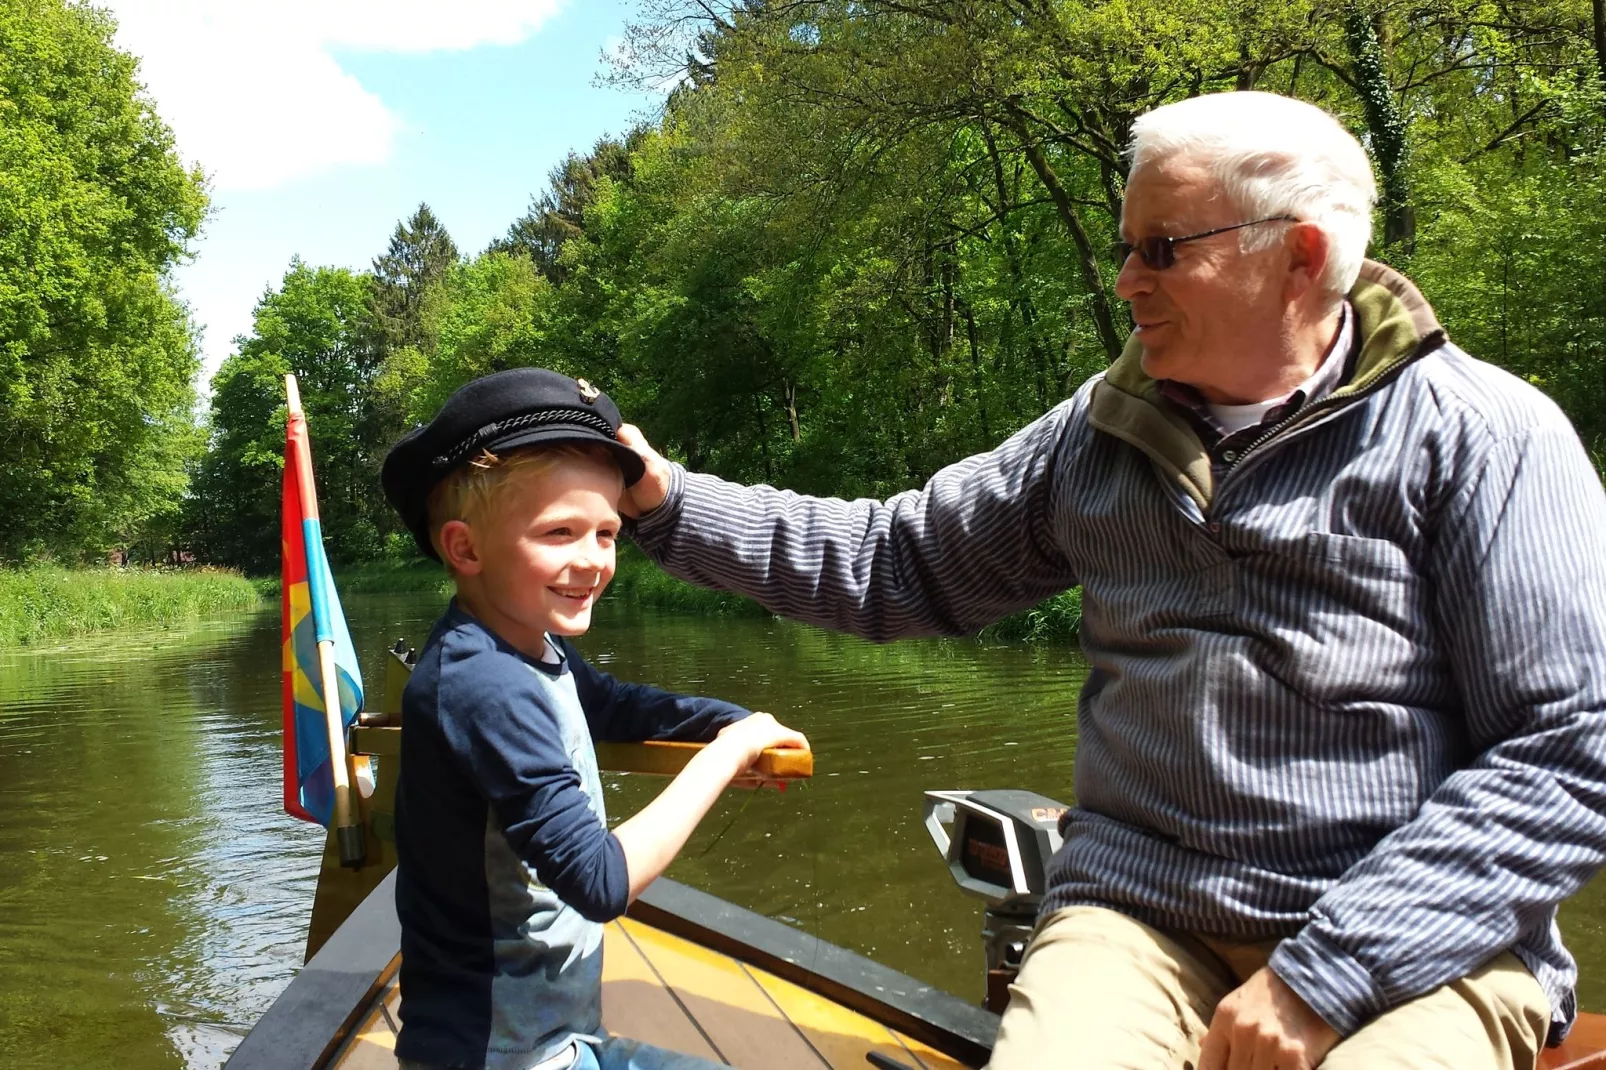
left=1233, top=529, right=1432, bottom=706
left=1301, top=531, right=1414, bottom=578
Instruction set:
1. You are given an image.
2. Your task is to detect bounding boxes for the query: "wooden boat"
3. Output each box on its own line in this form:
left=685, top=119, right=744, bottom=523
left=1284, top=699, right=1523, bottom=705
left=226, top=645, right=1606, bottom=1070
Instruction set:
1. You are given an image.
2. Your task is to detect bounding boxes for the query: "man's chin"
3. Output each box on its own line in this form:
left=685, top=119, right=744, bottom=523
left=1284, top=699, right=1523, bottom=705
left=1139, top=345, right=1176, bottom=381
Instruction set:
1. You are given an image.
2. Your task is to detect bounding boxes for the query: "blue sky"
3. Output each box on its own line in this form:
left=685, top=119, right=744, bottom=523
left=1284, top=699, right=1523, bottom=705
left=106, top=0, right=662, bottom=383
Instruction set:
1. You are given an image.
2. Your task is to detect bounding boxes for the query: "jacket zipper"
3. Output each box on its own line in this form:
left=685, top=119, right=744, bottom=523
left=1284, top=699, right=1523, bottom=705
left=1208, top=341, right=1435, bottom=516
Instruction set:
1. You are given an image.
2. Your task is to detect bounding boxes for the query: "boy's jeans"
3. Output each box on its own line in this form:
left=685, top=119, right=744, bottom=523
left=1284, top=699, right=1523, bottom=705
left=399, top=1036, right=725, bottom=1070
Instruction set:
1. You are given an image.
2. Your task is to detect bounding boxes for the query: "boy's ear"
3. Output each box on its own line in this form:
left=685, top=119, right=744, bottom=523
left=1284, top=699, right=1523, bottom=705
left=438, top=520, right=481, bottom=575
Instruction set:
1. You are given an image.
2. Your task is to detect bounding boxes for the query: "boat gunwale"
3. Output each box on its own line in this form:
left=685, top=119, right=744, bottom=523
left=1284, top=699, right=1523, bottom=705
left=225, top=870, right=402, bottom=1070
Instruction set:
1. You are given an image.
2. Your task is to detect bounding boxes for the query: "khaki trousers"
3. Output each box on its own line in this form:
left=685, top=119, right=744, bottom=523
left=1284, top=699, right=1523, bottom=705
left=987, top=906, right=1550, bottom=1070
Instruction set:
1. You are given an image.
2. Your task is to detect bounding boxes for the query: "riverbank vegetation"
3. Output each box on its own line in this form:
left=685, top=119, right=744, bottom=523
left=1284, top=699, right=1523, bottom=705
left=0, top=0, right=207, bottom=564
left=6, top=0, right=1605, bottom=647
left=0, top=568, right=260, bottom=647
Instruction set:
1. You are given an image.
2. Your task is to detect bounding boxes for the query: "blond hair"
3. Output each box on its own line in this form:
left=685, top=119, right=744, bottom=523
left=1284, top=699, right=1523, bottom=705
left=426, top=443, right=623, bottom=567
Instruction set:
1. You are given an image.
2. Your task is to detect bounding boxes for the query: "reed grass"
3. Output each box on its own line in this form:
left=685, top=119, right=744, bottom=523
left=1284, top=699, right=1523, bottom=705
left=607, top=545, right=1083, bottom=643
left=0, top=566, right=261, bottom=647
left=333, top=559, right=454, bottom=596
left=975, top=588, right=1083, bottom=644
left=255, top=545, right=1083, bottom=645
left=602, top=547, right=770, bottom=617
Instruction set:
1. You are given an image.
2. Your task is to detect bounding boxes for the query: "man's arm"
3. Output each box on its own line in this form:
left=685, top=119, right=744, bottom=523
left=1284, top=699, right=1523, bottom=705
left=1266, top=420, right=1606, bottom=1037
left=560, top=636, right=750, bottom=742
left=624, top=400, right=1084, bottom=643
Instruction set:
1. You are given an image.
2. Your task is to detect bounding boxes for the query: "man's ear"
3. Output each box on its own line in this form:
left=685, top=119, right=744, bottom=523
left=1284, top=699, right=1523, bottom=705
left=1283, top=222, right=1330, bottom=304
left=438, top=520, right=481, bottom=576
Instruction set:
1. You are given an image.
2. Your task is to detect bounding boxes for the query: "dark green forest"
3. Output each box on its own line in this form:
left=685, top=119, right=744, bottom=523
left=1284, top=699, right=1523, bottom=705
left=5, top=0, right=1605, bottom=572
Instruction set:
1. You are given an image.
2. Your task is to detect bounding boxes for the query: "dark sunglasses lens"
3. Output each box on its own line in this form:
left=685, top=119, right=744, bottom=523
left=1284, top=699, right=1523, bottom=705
left=1140, top=237, right=1174, bottom=269
left=1112, top=238, right=1174, bottom=269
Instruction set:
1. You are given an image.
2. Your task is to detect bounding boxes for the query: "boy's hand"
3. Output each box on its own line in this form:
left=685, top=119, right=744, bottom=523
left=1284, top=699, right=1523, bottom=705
left=712, top=712, right=809, bottom=785
left=616, top=424, right=672, bottom=518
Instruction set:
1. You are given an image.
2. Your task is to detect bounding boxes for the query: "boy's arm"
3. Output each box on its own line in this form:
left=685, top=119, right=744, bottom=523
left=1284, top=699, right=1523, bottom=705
left=438, top=660, right=630, bottom=923
left=560, top=636, right=750, bottom=743
left=612, top=712, right=808, bottom=899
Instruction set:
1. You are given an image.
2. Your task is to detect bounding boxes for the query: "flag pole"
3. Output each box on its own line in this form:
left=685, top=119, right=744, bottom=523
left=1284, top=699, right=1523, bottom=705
left=286, top=374, right=366, bottom=867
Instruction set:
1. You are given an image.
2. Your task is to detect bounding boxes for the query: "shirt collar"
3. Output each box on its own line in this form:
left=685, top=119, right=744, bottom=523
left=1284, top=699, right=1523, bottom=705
left=1158, top=301, right=1354, bottom=444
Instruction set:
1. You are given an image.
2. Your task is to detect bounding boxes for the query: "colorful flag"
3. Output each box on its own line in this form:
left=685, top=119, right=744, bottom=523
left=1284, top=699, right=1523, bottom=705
left=281, top=390, right=365, bottom=826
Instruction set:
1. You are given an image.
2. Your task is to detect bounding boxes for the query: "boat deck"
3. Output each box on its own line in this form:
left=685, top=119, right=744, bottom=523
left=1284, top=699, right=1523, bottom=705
left=329, top=917, right=967, bottom=1070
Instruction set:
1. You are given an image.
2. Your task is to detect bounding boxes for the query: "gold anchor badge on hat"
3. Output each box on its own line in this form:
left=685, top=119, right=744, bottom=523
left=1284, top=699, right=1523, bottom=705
left=576, top=378, right=600, bottom=404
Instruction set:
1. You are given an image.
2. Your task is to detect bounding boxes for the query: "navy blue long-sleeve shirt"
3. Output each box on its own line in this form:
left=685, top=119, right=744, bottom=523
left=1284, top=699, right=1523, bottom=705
left=394, top=600, right=750, bottom=1068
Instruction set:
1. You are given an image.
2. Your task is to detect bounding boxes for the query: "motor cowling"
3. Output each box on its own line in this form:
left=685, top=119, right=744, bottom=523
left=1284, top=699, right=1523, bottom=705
left=923, top=789, right=1069, bottom=1013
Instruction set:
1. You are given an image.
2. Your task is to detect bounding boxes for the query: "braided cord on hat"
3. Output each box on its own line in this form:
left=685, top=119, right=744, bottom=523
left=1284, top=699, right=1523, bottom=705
left=432, top=408, right=616, bottom=469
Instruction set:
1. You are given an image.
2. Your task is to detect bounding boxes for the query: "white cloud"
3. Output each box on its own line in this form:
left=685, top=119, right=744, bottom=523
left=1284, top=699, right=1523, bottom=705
left=104, top=0, right=565, bottom=190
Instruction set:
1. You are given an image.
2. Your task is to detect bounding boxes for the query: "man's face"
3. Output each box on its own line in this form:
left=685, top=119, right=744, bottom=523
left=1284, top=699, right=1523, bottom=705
left=470, top=455, right=622, bottom=647
left=1115, top=156, right=1287, bottom=402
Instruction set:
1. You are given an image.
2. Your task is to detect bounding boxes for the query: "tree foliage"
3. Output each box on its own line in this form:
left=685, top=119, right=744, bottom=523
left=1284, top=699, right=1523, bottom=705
left=192, top=263, right=383, bottom=569
left=195, top=0, right=1606, bottom=570
left=0, top=0, right=207, bottom=562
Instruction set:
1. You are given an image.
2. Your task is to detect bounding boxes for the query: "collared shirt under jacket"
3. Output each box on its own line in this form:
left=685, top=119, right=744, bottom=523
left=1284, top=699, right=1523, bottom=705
left=631, top=262, right=1606, bottom=1044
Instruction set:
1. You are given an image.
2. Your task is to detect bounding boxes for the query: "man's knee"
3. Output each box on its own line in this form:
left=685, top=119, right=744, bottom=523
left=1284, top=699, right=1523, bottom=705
left=985, top=906, right=1237, bottom=1070
left=1320, top=953, right=1549, bottom=1070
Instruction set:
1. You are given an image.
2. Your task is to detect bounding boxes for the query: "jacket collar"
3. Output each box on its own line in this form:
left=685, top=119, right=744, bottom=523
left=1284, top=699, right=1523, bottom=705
left=1087, top=260, right=1447, bottom=510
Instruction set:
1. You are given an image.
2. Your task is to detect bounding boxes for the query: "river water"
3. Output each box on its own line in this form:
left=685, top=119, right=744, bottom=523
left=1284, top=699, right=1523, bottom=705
left=0, top=593, right=1602, bottom=1068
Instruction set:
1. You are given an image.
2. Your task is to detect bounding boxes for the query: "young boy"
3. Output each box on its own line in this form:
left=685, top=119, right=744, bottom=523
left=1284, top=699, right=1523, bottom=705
left=380, top=368, right=809, bottom=1070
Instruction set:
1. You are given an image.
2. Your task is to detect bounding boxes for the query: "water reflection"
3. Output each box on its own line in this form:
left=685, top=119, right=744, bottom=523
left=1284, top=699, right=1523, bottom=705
left=0, top=593, right=1602, bottom=1069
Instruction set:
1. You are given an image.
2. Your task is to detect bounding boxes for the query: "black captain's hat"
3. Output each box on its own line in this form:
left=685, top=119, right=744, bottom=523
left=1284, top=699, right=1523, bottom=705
left=381, top=367, right=646, bottom=560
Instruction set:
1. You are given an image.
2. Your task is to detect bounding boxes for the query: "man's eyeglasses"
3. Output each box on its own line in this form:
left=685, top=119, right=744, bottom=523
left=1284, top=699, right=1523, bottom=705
left=1112, top=215, right=1299, bottom=270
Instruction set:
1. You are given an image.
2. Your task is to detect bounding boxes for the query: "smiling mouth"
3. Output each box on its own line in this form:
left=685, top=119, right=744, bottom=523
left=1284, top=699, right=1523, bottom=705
left=549, top=586, right=596, bottom=602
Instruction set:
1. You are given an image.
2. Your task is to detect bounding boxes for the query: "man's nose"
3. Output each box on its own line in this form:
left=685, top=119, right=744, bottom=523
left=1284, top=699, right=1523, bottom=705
left=1113, top=251, right=1153, bottom=301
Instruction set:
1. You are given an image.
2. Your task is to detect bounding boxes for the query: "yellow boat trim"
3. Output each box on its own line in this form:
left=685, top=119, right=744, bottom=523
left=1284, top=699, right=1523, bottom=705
left=328, top=917, right=966, bottom=1069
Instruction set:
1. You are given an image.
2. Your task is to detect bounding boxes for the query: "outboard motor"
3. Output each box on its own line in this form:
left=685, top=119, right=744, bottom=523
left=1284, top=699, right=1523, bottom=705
left=923, top=789, right=1068, bottom=1013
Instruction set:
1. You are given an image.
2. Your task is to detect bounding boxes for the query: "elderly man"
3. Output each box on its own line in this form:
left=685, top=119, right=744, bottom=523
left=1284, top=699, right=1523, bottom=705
left=617, top=91, right=1606, bottom=1069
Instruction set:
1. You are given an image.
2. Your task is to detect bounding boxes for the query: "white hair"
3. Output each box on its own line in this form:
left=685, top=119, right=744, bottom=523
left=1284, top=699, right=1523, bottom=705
left=1128, top=91, right=1378, bottom=298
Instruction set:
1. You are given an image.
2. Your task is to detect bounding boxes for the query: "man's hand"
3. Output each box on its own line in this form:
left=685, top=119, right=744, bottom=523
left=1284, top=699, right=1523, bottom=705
left=1198, top=966, right=1340, bottom=1070
left=616, top=423, right=672, bottom=518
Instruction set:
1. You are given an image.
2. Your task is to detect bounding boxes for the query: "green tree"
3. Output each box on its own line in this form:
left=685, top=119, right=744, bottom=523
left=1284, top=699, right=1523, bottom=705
left=0, top=0, right=207, bottom=562
left=192, top=263, right=378, bottom=570
left=371, top=204, right=458, bottom=355
left=408, top=251, right=553, bottom=421
left=495, top=134, right=642, bottom=282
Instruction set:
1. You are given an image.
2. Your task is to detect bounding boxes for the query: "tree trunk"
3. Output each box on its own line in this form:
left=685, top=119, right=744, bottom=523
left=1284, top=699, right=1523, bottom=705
left=962, top=301, right=993, bottom=444
left=783, top=380, right=801, bottom=443
left=980, top=124, right=1059, bottom=402
left=1345, top=5, right=1415, bottom=252
left=1001, top=109, right=1127, bottom=361
left=753, top=395, right=774, bottom=483
left=1594, top=0, right=1606, bottom=111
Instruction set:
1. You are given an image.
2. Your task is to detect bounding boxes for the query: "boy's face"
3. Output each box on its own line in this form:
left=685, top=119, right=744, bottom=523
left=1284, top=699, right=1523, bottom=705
left=450, top=454, right=622, bottom=651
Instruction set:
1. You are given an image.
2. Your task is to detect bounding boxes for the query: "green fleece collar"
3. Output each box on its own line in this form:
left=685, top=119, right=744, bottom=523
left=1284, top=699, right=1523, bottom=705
left=1087, top=260, right=1446, bottom=510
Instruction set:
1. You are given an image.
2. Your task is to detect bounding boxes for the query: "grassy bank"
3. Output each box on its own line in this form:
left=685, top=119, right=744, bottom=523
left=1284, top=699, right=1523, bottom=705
left=277, top=547, right=1083, bottom=645
left=604, top=548, right=770, bottom=617
left=608, top=546, right=1083, bottom=643
left=0, top=566, right=262, bottom=647
left=976, top=588, right=1083, bottom=644
left=251, top=559, right=453, bottom=599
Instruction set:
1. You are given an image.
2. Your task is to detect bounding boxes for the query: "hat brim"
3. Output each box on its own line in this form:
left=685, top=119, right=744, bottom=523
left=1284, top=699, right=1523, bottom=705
left=482, top=423, right=647, bottom=487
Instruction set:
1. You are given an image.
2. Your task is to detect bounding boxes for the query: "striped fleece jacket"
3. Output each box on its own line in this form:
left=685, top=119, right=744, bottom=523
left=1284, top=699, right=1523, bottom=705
left=631, top=262, right=1606, bottom=1043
